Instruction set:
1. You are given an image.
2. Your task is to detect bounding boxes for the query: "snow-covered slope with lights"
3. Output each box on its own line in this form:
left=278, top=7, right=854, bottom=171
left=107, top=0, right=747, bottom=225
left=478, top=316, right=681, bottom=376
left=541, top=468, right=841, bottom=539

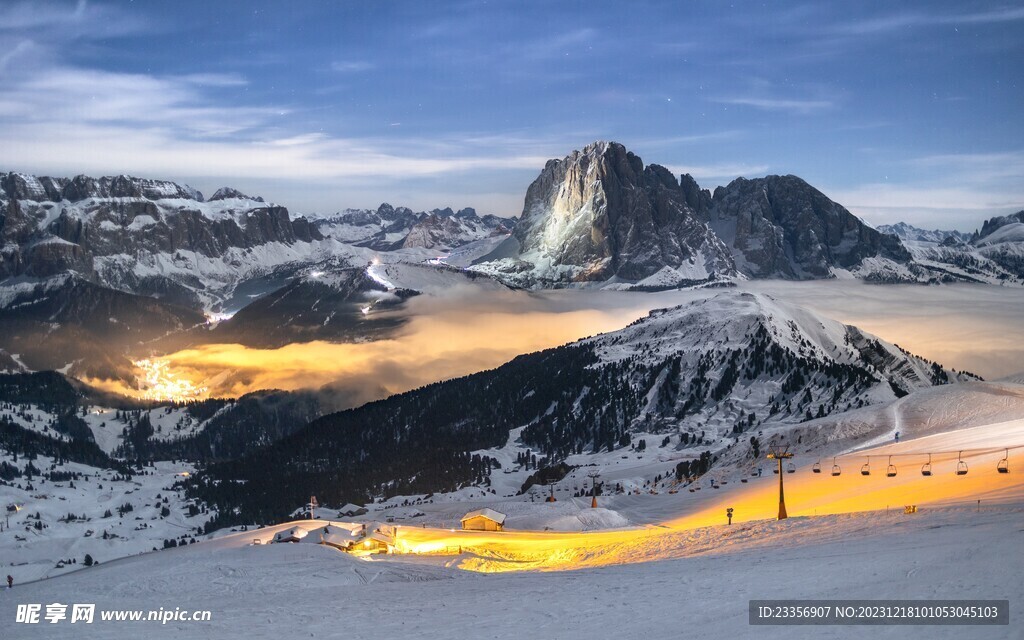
left=2, top=474, right=1020, bottom=640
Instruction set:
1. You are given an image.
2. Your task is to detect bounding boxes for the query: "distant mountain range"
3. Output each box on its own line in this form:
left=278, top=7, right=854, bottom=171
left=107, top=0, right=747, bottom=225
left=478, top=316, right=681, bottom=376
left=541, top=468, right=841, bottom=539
left=2, top=143, right=1022, bottom=386
left=313, top=203, right=515, bottom=252
left=879, top=214, right=1024, bottom=284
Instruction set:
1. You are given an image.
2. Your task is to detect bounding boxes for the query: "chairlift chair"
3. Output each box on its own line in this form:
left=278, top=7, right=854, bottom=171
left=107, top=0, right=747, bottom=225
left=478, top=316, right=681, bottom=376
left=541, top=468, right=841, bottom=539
left=997, top=449, right=1009, bottom=474
left=886, top=455, right=897, bottom=478
left=921, top=453, right=932, bottom=477
left=831, top=457, right=841, bottom=477
left=956, top=451, right=968, bottom=476
left=786, top=462, right=796, bottom=474
left=860, top=456, right=871, bottom=476
left=812, top=460, right=821, bottom=474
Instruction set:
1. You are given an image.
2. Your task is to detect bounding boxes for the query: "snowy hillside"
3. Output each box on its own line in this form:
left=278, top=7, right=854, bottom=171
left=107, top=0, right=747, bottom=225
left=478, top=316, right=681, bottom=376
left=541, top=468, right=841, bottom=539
left=0, top=456, right=208, bottom=583
left=188, top=289, right=975, bottom=528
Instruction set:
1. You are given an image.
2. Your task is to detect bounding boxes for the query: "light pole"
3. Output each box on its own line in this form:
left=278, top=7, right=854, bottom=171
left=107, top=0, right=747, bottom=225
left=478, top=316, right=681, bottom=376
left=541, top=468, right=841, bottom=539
left=767, top=445, right=793, bottom=520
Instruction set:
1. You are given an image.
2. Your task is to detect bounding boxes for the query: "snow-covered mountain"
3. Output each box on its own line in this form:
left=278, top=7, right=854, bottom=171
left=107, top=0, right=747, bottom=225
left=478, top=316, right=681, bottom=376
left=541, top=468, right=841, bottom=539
left=313, top=203, right=514, bottom=252
left=193, top=290, right=974, bottom=525
left=877, top=222, right=971, bottom=245
left=0, top=171, right=345, bottom=311
left=709, top=175, right=911, bottom=279
left=470, top=142, right=922, bottom=288
left=877, top=213, right=1024, bottom=285
left=471, top=141, right=736, bottom=288
left=205, top=266, right=415, bottom=348
left=0, top=274, right=206, bottom=380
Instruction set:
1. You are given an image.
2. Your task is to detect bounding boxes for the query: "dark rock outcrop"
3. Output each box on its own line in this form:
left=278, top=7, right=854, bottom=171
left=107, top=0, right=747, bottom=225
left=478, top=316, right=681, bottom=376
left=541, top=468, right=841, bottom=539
left=708, top=175, right=911, bottom=279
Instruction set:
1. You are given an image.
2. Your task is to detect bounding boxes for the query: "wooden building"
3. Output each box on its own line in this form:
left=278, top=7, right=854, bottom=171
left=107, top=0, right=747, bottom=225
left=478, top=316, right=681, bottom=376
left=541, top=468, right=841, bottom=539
left=460, top=508, right=506, bottom=532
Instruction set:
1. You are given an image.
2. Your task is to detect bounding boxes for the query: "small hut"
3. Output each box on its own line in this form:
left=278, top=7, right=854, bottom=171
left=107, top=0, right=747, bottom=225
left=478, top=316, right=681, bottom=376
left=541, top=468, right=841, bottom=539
left=338, top=503, right=369, bottom=517
left=460, top=508, right=506, bottom=532
left=355, top=530, right=393, bottom=554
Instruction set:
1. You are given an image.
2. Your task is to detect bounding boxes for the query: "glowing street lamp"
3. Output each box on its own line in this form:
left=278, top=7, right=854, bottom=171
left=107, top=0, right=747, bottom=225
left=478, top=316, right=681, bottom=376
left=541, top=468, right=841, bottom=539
left=767, top=445, right=794, bottom=520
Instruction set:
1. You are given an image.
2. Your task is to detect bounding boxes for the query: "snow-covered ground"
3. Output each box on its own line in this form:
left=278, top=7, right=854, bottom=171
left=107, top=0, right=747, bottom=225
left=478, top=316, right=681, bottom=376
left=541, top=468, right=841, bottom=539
left=2, top=504, right=1019, bottom=639
left=0, top=459, right=207, bottom=583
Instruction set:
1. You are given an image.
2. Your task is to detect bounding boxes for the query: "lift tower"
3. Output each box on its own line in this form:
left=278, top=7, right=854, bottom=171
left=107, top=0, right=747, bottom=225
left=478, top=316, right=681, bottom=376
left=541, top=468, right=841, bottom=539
left=767, top=445, right=794, bottom=520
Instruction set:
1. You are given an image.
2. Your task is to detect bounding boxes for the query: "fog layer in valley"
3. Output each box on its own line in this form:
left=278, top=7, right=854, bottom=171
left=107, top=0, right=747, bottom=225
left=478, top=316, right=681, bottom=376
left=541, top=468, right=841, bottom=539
left=97, top=282, right=1024, bottom=407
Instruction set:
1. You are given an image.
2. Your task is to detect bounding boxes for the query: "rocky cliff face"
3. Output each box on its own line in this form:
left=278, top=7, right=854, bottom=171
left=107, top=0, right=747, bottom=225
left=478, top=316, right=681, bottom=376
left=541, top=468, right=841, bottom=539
left=708, top=175, right=911, bottom=279
left=471, top=142, right=925, bottom=287
left=474, top=141, right=736, bottom=287
left=0, top=172, right=325, bottom=308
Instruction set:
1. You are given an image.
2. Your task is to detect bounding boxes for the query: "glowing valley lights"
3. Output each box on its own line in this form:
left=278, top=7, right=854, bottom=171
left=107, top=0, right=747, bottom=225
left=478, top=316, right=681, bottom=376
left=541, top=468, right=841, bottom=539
left=133, top=358, right=209, bottom=403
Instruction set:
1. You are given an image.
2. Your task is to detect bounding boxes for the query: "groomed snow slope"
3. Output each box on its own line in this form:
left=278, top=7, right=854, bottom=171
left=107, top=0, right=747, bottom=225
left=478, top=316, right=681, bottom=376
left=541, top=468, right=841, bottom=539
left=2, top=505, right=1020, bottom=640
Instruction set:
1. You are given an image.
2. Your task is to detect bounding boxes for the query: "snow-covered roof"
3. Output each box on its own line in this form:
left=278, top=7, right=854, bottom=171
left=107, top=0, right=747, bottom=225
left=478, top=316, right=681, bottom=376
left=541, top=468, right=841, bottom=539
left=460, top=508, right=506, bottom=524
left=305, top=525, right=359, bottom=547
left=273, top=526, right=308, bottom=542
left=367, top=531, right=393, bottom=545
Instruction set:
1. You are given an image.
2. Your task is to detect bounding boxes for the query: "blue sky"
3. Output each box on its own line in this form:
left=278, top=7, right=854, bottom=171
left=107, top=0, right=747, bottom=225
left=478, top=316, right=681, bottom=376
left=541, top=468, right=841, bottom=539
left=1, top=1, right=1022, bottom=230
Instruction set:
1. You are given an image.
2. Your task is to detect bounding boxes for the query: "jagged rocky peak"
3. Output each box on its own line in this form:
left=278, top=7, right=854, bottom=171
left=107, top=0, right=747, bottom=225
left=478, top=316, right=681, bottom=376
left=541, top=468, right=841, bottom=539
left=490, top=140, right=735, bottom=285
left=708, top=174, right=911, bottom=279
left=1, top=171, right=203, bottom=203
left=975, top=210, right=1024, bottom=244
left=209, top=187, right=264, bottom=202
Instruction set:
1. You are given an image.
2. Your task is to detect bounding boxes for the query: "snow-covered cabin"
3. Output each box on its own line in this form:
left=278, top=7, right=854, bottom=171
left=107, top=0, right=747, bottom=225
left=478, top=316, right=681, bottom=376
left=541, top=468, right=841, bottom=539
left=338, top=503, right=369, bottom=517
left=272, top=526, right=309, bottom=543
left=460, top=508, right=506, bottom=531
left=315, top=525, right=363, bottom=551
left=352, top=530, right=393, bottom=554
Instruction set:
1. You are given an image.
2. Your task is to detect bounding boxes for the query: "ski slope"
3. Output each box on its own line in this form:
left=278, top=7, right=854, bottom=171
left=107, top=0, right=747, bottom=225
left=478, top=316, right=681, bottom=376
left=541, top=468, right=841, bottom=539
left=2, top=504, right=1019, bottom=640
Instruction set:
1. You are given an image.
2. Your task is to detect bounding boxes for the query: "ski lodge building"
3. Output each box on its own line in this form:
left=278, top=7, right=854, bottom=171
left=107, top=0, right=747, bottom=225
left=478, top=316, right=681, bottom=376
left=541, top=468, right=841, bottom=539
left=460, top=508, right=506, bottom=531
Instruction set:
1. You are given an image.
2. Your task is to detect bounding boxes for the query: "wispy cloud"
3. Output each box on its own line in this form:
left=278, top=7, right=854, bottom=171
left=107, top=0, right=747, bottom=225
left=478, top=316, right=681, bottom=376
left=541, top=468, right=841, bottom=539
left=908, top=151, right=1024, bottom=183
left=0, top=0, right=146, bottom=37
left=828, top=180, right=1024, bottom=232
left=663, top=162, right=770, bottom=183
left=712, top=96, right=833, bottom=114
left=834, top=6, right=1024, bottom=36
left=330, top=60, right=375, bottom=73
